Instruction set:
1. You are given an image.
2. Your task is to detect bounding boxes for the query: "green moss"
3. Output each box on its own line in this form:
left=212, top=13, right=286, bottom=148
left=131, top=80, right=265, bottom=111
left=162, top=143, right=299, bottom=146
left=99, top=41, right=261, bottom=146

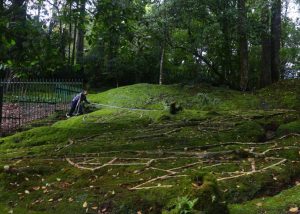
left=0, top=81, right=299, bottom=213
left=236, top=121, right=265, bottom=142
left=258, top=80, right=300, bottom=110
left=277, top=120, right=300, bottom=136
left=229, top=185, right=300, bottom=214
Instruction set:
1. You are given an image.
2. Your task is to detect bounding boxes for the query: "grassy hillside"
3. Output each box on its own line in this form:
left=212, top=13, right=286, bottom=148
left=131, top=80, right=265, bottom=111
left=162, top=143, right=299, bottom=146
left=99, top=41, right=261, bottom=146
left=0, top=80, right=299, bottom=214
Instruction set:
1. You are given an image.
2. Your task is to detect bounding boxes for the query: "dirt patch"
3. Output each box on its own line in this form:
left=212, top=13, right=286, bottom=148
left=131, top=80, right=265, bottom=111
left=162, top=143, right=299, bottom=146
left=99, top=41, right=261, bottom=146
left=1, top=102, right=67, bottom=135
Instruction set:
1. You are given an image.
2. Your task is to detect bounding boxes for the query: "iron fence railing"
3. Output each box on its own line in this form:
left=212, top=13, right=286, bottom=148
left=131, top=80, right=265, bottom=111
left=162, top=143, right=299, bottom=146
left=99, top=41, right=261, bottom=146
left=0, top=79, right=82, bottom=136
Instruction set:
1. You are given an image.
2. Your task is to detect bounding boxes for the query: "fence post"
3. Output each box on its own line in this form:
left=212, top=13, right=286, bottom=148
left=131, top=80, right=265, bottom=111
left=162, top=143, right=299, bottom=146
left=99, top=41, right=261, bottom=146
left=0, top=86, right=3, bottom=136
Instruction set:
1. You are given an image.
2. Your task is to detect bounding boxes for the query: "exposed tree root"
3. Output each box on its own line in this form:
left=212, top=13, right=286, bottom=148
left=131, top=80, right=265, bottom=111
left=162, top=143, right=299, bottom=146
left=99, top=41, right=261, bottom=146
left=130, top=185, right=173, bottom=190
left=66, top=158, right=95, bottom=171
left=169, top=161, right=204, bottom=172
left=217, top=158, right=287, bottom=181
left=65, top=157, right=158, bottom=172
left=131, top=128, right=182, bottom=140
left=279, top=133, right=300, bottom=140
left=181, top=141, right=277, bottom=152
left=261, top=146, right=300, bottom=155
left=55, top=139, right=75, bottom=152
left=76, top=134, right=103, bottom=142
left=129, top=175, right=188, bottom=190
left=151, top=120, right=237, bottom=129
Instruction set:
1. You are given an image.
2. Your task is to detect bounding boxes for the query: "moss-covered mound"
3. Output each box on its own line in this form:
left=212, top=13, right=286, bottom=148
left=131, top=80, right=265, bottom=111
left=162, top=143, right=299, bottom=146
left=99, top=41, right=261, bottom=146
left=276, top=120, right=300, bottom=136
left=0, top=80, right=299, bottom=214
left=229, top=185, right=300, bottom=214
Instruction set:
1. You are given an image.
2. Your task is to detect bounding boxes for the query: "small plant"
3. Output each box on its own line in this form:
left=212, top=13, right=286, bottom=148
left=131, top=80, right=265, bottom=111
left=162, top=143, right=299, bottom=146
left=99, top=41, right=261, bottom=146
left=163, top=196, right=199, bottom=214
left=196, top=93, right=220, bottom=106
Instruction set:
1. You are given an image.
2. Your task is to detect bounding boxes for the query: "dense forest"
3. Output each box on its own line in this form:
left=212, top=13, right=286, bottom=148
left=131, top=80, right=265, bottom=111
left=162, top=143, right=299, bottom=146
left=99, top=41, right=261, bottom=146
left=0, top=0, right=299, bottom=89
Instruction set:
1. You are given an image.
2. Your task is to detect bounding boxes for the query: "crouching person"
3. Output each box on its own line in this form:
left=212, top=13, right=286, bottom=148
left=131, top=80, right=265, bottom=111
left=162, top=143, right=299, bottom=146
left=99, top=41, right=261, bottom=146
left=66, top=90, right=90, bottom=118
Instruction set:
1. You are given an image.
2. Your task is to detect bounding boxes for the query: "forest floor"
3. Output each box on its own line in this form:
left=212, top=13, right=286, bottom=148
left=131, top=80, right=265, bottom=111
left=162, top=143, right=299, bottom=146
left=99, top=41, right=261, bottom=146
left=0, top=80, right=299, bottom=214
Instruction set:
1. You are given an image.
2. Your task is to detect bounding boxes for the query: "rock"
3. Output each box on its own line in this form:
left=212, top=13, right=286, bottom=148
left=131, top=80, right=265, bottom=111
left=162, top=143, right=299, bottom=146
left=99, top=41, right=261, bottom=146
left=265, top=130, right=276, bottom=140
left=289, top=207, right=299, bottom=213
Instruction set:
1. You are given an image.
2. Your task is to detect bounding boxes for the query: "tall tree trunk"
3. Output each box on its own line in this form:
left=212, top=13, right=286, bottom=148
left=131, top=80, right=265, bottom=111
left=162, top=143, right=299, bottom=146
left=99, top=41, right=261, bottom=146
left=0, top=0, right=3, bottom=12
left=11, top=0, right=26, bottom=20
left=71, top=16, right=77, bottom=65
left=76, top=0, right=85, bottom=69
left=108, top=36, right=119, bottom=86
left=260, top=1, right=272, bottom=88
left=238, top=0, right=249, bottom=91
left=11, top=0, right=26, bottom=70
left=60, top=28, right=67, bottom=60
left=159, top=45, right=165, bottom=85
left=37, top=2, right=41, bottom=21
left=68, top=2, right=72, bottom=65
left=11, top=0, right=26, bottom=47
left=271, top=0, right=281, bottom=82
left=222, top=22, right=232, bottom=81
left=220, top=1, right=232, bottom=82
left=159, top=0, right=167, bottom=85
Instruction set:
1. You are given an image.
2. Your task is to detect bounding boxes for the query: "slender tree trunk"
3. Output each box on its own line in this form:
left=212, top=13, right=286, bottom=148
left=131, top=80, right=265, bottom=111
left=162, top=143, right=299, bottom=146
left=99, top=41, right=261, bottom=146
left=72, top=17, right=77, bottom=65
left=159, top=45, right=165, bottom=85
left=271, top=0, right=281, bottom=82
left=260, top=1, right=272, bottom=88
left=11, top=0, right=26, bottom=64
left=12, top=0, right=26, bottom=20
left=37, top=2, right=41, bottom=21
left=68, top=2, right=72, bottom=65
left=238, top=0, right=249, bottom=91
left=159, top=0, right=167, bottom=85
left=108, top=36, right=119, bottom=86
left=76, top=0, right=85, bottom=68
left=60, top=28, right=66, bottom=60
left=220, top=1, right=232, bottom=82
left=0, top=0, right=3, bottom=12
left=0, top=0, right=4, bottom=20
left=222, top=22, right=232, bottom=81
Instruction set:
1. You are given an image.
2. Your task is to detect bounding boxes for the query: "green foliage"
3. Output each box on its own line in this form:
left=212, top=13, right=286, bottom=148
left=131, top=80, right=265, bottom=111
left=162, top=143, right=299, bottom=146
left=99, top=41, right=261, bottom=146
left=1, top=0, right=299, bottom=87
left=190, top=173, right=229, bottom=214
left=162, top=196, right=199, bottom=214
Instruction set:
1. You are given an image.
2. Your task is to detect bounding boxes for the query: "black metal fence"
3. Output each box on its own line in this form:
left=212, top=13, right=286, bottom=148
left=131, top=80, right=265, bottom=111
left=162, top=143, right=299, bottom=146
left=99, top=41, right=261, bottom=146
left=0, top=79, right=82, bottom=136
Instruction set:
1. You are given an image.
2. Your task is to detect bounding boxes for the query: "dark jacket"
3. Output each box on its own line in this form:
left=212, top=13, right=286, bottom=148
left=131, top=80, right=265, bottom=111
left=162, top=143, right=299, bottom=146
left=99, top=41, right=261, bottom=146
left=72, top=92, right=89, bottom=104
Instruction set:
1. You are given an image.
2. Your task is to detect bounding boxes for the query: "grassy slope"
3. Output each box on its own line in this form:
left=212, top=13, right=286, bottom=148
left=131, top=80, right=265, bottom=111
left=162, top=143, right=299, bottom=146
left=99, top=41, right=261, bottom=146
left=230, top=185, right=300, bottom=214
left=0, top=80, right=299, bottom=214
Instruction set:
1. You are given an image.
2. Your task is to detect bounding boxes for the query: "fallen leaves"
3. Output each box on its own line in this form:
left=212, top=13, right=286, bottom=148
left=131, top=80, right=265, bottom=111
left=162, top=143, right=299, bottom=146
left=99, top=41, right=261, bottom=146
left=31, top=199, right=44, bottom=206
left=83, top=201, right=88, bottom=208
left=32, top=186, right=40, bottom=191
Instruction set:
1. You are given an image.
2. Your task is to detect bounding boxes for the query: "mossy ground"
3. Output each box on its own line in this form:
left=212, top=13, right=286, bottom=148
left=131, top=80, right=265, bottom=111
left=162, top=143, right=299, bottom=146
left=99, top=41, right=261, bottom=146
left=0, top=80, right=299, bottom=213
